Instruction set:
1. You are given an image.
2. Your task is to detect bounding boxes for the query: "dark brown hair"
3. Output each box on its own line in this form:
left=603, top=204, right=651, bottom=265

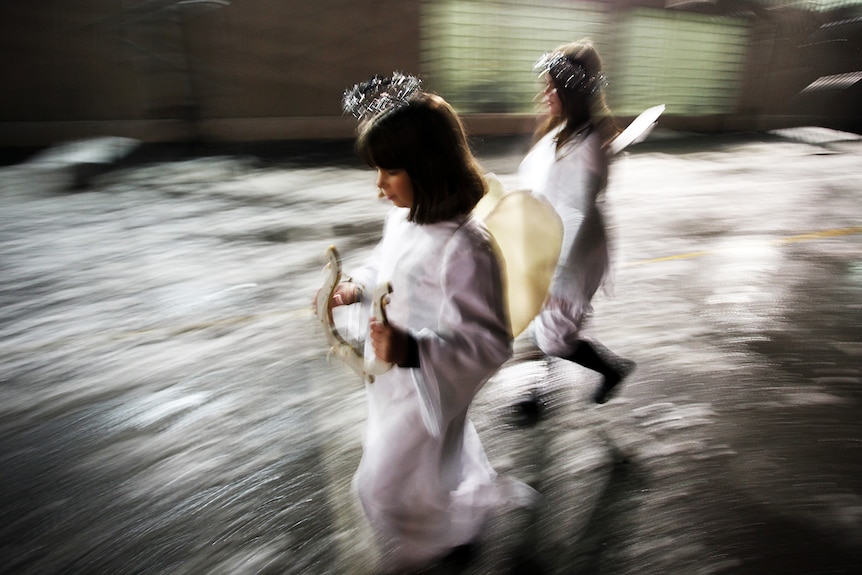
left=356, top=92, right=486, bottom=225
left=535, top=39, right=620, bottom=151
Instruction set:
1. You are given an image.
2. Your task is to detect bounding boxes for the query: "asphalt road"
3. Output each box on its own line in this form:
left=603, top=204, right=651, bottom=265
left=0, top=127, right=860, bottom=574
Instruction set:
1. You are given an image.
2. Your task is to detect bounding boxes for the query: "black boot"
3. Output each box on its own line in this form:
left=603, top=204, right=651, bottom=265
left=566, top=340, right=635, bottom=404
left=509, top=388, right=544, bottom=427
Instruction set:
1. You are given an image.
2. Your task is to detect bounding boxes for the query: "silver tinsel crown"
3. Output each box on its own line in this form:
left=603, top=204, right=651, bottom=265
left=342, top=72, right=423, bottom=121
left=534, top=52, right=607, bottom=94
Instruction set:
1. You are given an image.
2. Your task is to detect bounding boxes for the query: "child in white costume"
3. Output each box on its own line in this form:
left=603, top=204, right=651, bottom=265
left=327, top=75, right=536, bottom=572
left=519, top=40, right=635, bottom=404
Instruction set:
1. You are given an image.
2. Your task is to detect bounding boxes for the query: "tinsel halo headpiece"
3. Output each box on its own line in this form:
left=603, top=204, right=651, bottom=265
left=342, top=72, right=423, bottom=122
left=534, top=52, right=607, bottom=95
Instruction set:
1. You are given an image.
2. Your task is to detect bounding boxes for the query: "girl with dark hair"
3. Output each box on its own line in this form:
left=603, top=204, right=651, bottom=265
left=323, top=74, right=534, bottom=572
left=519, top=39, right=635, bottom=404
left=355, top=91, right=486, bottom=226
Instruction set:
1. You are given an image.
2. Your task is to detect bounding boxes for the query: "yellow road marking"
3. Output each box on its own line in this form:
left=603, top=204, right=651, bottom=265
left=625, top=226, right=861, bottom=267
left=624, top=250, right=713, bottom=266
left=774, top=226, right=862, bottom=244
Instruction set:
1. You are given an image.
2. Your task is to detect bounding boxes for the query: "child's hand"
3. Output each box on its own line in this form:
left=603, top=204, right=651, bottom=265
left=369, top=318, right=408, bottom=365
left=331, top=282, right=360, bottom=307
left=313, top=282, right=360, bottom=315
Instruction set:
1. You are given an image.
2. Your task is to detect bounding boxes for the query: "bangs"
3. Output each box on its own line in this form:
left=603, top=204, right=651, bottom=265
left=356, top=116, right=407, bottom=169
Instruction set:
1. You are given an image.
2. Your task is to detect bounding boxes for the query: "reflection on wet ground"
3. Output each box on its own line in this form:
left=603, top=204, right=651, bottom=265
left=1, top=129, right=860, bottom=574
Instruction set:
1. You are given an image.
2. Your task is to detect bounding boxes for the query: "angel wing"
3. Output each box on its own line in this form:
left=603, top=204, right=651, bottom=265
left=609, top=104, right=665, bottom=156
left=477, top=174, right=563, bottom=337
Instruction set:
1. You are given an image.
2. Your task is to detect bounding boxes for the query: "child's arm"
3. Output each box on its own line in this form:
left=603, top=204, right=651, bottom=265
left=412, top=226, right=512, bottom=424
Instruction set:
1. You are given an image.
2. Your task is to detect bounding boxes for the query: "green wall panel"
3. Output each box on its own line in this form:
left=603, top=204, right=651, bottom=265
left=420, top=1, right=752, bottom=117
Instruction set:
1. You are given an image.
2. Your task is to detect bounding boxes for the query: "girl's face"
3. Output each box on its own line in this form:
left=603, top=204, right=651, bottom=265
left=542, top=76, right=563, bottom=117
left=376, top=167, right=414, bottom=209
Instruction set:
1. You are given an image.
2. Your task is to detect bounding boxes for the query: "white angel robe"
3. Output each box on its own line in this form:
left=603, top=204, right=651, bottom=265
left=348, top=207, right=526, bottom=569
left=518, top=125, right=611, bottom=357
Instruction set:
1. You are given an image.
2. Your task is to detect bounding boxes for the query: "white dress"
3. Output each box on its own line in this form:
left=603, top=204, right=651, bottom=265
left=518, top=125, right=610, bottom=357
left=348, top=207, right=527, bottom=570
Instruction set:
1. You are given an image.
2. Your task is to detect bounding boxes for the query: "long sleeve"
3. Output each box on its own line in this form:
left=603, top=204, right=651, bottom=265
left=347, top=208, right=410, bottom=301
left=410, top=222, right=512, bottom=434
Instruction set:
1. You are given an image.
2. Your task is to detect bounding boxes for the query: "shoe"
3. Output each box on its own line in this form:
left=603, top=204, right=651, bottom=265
left=509, top=389, right=544, bottom=426
left=415, top=543, right=477, bottom=574
left=593, top=358, right=635, bottom=404
left=441, top=542, right=476, bottom=567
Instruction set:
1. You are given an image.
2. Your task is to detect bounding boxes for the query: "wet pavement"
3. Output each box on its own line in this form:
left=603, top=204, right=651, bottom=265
left=0, top=128, right=860, bottom=574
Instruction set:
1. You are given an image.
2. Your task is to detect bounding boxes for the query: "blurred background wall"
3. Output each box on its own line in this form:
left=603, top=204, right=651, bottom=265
left=0, top=0, right=859, bottom=147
